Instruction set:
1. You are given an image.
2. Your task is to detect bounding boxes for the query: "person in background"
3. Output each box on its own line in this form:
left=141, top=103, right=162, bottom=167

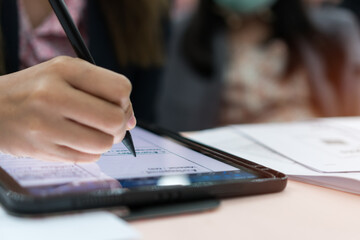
left=171, top=0, right=198, bottom=20
left=0, top=0, right=168, bottom=162
left=157, top=0, right=360, bottom=131
left=340, top=0, right=360, bottom=22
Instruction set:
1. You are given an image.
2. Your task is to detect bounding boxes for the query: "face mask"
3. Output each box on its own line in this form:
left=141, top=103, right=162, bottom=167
left=214, top=0, right=276, bottom=14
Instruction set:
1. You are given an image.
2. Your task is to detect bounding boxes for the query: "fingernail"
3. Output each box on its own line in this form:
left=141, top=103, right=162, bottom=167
left=127, top=114, right=136, bottom=129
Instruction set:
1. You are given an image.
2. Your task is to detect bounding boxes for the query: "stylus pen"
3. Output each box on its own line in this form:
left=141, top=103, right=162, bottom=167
left=48, top=0, right=137, bottom=157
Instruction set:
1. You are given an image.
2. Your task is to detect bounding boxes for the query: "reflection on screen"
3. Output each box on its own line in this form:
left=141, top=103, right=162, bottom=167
left=0, top=127, right=257, bottom=195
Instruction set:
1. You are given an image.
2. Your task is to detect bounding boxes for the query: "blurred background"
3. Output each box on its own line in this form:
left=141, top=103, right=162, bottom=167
left=158, top=0, right=360, bottom=131
left=2, top=0, right=360, bottom=132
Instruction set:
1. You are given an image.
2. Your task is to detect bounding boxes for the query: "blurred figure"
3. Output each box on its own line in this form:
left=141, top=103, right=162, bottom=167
left=340, top=0, right=360, bottom=21
left=157, top=0, right=360, bottom=131
left=171, top=0, right=198, bottom=19
left=304, top=0, right=341, bottom=6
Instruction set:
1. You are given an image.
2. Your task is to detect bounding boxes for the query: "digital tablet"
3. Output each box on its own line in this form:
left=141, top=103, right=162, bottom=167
left=0, top=123, right=287, bottom=216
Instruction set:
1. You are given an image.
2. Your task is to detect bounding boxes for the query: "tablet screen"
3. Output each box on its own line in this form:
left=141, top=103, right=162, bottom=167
left=0, top=126, right=259, bottom=196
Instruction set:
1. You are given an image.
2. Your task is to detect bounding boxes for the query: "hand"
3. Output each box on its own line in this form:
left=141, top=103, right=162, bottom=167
left=0, top=56, right=136, bottom=163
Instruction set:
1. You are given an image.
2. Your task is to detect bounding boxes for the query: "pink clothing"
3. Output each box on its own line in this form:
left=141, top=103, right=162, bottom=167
left=18, top=0, right=87, bottom=69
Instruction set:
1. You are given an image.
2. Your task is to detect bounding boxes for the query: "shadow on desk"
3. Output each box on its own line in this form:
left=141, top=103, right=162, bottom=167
left=132, top=180, right=360, bottom=240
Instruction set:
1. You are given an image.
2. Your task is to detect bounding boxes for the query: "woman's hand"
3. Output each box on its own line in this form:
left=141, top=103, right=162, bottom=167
left=0, top=56, right=136, bottom=163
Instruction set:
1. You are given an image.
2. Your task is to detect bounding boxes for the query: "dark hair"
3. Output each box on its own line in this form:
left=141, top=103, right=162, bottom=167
left=271, top=0, right=344, bottom=91
left=98, top=0, right=168, bottom=68
left=181, top=0, right=225, bottom=78
left=182, top=0, right=345, bottom=94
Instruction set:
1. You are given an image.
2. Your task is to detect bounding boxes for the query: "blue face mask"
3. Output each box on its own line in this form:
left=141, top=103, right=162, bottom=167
left=214, top=0, right=276, bottom=14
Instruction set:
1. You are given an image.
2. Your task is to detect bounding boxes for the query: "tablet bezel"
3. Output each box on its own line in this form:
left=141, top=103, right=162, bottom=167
left=0, top=123, right=287, bottom=215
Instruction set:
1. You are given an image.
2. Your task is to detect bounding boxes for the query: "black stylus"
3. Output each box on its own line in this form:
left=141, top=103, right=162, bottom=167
left=48, top=0, right=136, bottom=157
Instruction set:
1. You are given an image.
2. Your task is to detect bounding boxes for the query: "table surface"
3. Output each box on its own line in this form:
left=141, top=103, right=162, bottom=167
left=131, top=180, right=360, bottom=240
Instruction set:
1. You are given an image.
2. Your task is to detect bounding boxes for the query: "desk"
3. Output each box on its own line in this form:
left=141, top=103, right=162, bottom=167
left=132, top=180, right=360, bottom=240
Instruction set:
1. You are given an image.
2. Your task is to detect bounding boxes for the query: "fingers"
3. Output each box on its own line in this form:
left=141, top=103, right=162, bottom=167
left=51, top=119, right=115, bottom=155
left=57, top=84, right=130, bottom=138
left=0, top=56, right=137, bottom=163
left=37, top=144, right=103, bottom=163
left=54, top=146, right=102, bottom=163
left=46, top=56, right=136, bottom=138
left=126, top=105, right=137, bottom=130
left=39, top=57, right=136, bottom=144
left=47, top=56, right=132, bottom=108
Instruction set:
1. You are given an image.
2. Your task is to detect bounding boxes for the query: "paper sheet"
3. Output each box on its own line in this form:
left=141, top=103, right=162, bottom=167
left=188, top=118, right=360, bottom=194
left=0, top=207, right=140, bottom=240
left=188, top=126, right=316, bottom=175
left=237, top=118, right=360, bottom=173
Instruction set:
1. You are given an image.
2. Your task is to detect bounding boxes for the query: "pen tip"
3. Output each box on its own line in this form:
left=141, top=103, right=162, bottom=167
left=122, top=131, right=136, bottom=157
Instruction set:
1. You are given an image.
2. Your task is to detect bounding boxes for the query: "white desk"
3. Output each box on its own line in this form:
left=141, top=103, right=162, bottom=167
left=132, top=180, right=360, bottom=240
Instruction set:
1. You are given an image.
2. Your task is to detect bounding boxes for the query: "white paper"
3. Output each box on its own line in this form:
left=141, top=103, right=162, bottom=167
left=188, top=118, right=360, bottom=194
left=0, top=207, right=140, bottom=240
left=188, top=126, right=317, bottom=175
left=237, top=118, right=360, bottom=173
